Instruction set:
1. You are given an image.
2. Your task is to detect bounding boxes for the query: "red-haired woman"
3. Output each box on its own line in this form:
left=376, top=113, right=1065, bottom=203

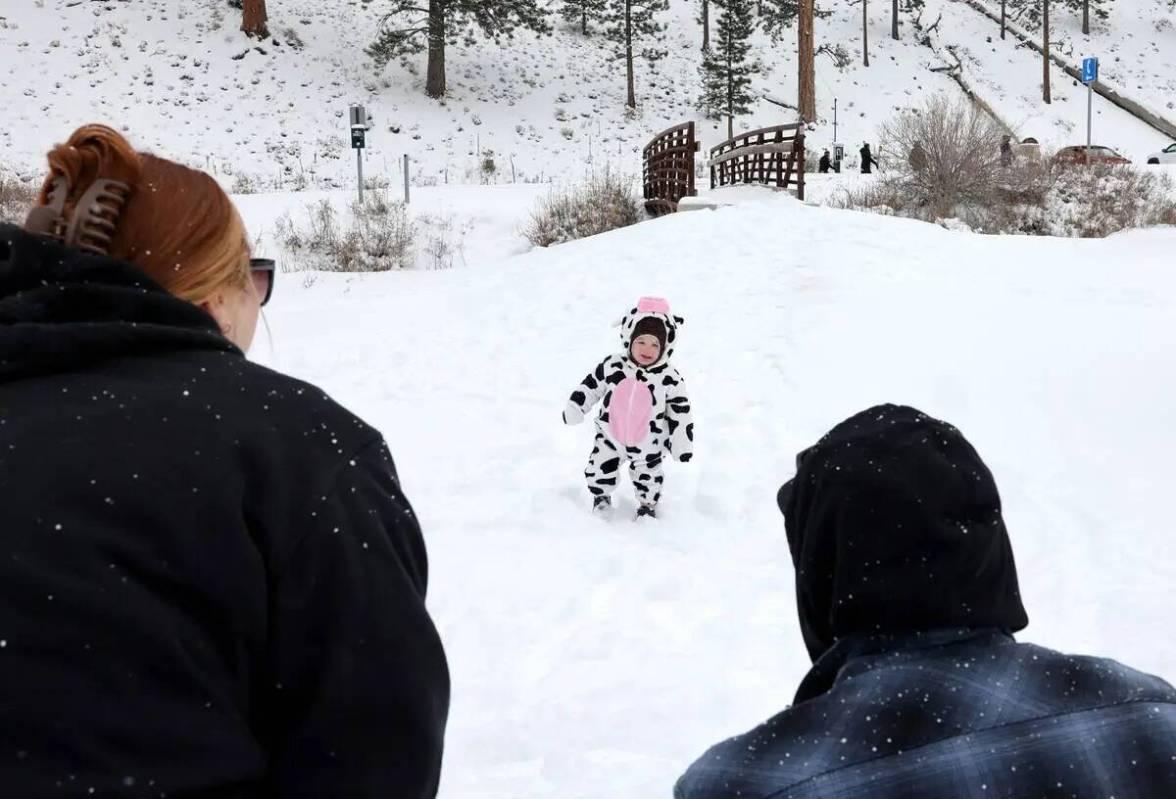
left=0, top=126, right=449, bottom=797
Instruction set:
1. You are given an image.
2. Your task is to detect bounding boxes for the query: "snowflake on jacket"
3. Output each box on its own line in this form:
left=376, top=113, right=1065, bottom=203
left=563, top=298, right=693, bottom=510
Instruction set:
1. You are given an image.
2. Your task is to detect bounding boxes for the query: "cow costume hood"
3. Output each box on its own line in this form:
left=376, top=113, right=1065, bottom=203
left=617, top=297, right=684, bottom=370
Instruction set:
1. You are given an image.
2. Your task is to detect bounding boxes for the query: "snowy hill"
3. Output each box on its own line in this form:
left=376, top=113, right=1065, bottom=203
left=3, top=0, right=1172, bottom=191
left=246, top=192, right=1176, bottom=797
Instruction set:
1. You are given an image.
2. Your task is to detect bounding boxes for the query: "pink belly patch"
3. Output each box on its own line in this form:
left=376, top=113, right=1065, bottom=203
left=609, top=378, right=653, bottom=447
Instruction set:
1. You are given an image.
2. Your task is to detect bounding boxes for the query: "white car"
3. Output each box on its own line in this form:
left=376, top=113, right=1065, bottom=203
left=1146, top=143, right=1176, bottom=164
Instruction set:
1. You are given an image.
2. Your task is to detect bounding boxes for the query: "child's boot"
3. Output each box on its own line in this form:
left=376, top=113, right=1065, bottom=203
left=593, top=495, right=613, bottom=514
left=636, top=504, right=657, bottom=520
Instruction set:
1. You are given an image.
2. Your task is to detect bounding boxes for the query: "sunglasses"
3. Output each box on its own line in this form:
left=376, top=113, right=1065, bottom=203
left=249, top=258, right=276, bottom=307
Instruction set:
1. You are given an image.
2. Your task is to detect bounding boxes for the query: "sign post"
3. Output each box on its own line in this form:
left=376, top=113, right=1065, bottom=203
left=1081, top=57, right=1099, bottom=152
left=349, top=104, right=369, bottom=203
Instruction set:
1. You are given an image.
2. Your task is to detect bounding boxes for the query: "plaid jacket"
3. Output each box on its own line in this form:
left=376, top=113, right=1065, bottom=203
left=676, top=630, right=1176, bottom=799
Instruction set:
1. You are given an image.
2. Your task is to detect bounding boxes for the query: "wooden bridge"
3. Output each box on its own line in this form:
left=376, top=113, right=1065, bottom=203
left=642, top=120, right=806, bottom=215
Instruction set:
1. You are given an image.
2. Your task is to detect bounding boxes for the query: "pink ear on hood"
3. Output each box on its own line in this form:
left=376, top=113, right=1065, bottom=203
left=637, top=296, right=671, bottom=314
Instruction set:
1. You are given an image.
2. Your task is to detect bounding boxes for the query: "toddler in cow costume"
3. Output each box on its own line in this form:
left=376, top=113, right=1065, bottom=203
left=563, top=297, right=694, bottom=519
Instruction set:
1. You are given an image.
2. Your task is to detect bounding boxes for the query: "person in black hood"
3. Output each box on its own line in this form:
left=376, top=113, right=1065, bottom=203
left=0, top=125, right=449, bottom=797
left=676, top=405, right=1176, bottom=799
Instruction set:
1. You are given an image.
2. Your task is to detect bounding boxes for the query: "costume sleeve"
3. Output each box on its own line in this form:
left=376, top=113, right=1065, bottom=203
left=563, top=357, right=613, bottom=425
left=666, top=374, right=694, bottom=462
left=264, top=439, right=450, bottom=798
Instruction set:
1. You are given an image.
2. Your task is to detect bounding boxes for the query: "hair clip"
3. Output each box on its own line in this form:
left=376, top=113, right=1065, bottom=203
left=24, top=176, right=70, bottom=240
left=64, top=179, right=131, bottom=256
left=24, top=175, right=131, bottom=257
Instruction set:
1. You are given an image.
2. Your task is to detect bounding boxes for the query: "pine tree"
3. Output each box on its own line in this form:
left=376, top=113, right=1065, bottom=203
left=368, top=0, right=552, bottom=99
left=603, top=0, right=669, bottom=108
left=761, top=0, right=831, bottom=42
left=1007, top=0, right=1112, bottom=31
left=242, top=0, right=269, bottom=39
left=698, top=0, right=761, bottom=139
left=562, top=0, right=608, bottom=35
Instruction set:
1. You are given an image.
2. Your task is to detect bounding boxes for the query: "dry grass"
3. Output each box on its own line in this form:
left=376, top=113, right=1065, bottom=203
left=274, top=191, right=416, bottom=272
left=0, top=173, right=37, bottom=226
left=524, top=170, right=644, bottom=248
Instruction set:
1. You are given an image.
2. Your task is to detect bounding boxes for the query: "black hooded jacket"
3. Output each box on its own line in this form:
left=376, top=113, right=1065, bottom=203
left=778, top=404, right=1028, bottom=693
left=676, top=405, right=1176, bottom=799
left=0, top=225, right=449, bottom=797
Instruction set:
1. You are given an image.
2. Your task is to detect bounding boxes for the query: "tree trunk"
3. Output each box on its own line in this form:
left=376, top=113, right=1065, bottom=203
left=241, top=0, right=269, bottom=39
left=1082, top=0, right=1089, bottom=35
left=583, top=7, right=589, bottom=35
left=426, top=0, right=446, bottom=99
left=1000, top=0, right=1006, bottom=39
left=1042, top=0, right=1051, bottom=104
left=625, top=0, right=636, bottom=108
left=862, top=0, right=870, bottom=67
left=799, top=0, right=815, bottom=122
left=892, top=0, right=899, bottom=39
left=702, top=0, right=710, bottom=51
left=727, top=48, right=734, bottom=140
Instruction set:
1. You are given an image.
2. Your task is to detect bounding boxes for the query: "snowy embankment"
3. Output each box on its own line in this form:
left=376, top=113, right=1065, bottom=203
left=6, top=0, right=1170, bottom=190
left=246, top=192, right=1176, bottom=798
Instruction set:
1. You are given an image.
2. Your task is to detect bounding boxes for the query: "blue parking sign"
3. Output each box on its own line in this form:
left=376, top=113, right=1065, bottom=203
left=1082, top=57, right=1099, bottom=85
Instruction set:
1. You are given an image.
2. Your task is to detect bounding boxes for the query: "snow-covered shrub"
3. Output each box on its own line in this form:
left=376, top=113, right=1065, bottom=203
left=231, top=172, right=260, bottom=195
left=0, top=173, right=36, bottom=225
left=275, top=191, right=415, bottom=272
left=838, top=160, right=1176, bottom=238
left=881, top=94, right=1005, bottom=218
left=1038, top=164, right=1176, bottom=238
left=479, top=150, right=498, bottom=184
left=418, top=214, right=462, bottom=270
left=523, top=171, right=643, bottom=248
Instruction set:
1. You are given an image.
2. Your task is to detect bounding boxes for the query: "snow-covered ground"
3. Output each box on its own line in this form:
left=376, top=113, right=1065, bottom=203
left=912, top=0, right=1173, bottom=162
left=4, top=0, right=1171, bottom=190
left=973, top=0, right=1176, bottom=125
left=244, top=190, right=1176, bottom=797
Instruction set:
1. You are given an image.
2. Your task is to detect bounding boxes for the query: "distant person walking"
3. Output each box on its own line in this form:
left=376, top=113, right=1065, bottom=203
left=860, top=142, right=880, bottom=174
left=819, top=150, right=832, bottom=174
left=908, top=141, right=928, bottom=172
left=1001, top=135, right=1014, bottom=167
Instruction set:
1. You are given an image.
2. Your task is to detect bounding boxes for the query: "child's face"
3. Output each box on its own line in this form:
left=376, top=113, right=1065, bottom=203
left=630, top=334, right=662, bottom=366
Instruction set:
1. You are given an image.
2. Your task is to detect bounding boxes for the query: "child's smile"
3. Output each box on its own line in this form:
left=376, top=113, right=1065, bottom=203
left=631, top=334, right=662, bottom=366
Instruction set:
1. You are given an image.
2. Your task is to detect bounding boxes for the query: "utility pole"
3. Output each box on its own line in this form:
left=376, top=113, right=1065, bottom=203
left=799, top=0, right=815, bottom=121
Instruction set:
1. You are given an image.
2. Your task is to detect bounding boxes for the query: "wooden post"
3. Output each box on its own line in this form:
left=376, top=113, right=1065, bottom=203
left=797, top=130, right=806, bottom=201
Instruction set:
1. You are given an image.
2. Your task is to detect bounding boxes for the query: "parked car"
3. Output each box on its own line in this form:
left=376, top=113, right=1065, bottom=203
left=1053, top=145, right=1131, bottom=166
left=1146, top=143, right=1176, bottom=165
